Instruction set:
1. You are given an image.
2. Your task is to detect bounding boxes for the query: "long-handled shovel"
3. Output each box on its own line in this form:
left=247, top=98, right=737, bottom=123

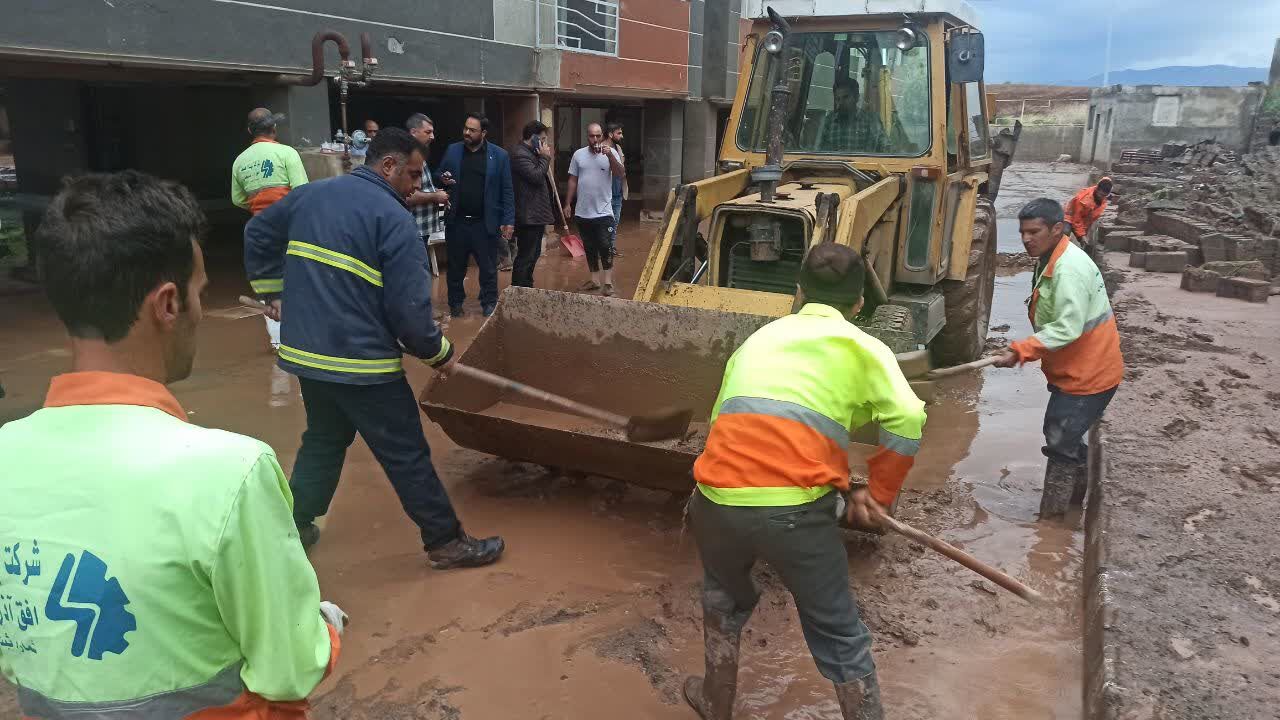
left=876, top=510, right=1044, bottom=604
left=450, top=364, right=692, bottom=443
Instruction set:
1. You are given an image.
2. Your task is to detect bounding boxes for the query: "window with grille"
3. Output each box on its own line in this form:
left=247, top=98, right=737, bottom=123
left=556, top=0, right=618, bottom=55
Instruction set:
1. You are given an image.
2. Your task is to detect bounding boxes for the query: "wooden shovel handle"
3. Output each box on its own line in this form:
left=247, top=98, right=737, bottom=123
left=926, top=355, right=1000, bottom=380
left=879, top=513, right=1044, bottom=604
left=451, top=364, right=629, bottom=429
left=238, top=295, right=268, bottom=312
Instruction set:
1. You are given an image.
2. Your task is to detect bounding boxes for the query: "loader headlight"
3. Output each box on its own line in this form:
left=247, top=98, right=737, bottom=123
left=894, top=26, right=920, bottom=52
left=763, top=30, right=785, bottom=55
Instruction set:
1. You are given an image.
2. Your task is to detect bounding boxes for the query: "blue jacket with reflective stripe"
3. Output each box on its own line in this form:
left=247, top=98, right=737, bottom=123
left=244, top=165, right=453, bottom=385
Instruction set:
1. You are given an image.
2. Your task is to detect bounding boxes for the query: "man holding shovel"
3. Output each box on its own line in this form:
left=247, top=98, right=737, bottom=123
left=245, top=128, right=504, bottom=570
left=683, top=243, right=926, bottom=720
left=994, top=198, right=1124, bottom=518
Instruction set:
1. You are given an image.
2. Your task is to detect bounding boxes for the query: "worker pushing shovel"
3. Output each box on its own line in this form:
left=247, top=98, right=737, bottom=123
left=682, top=244, right=926, bottom=720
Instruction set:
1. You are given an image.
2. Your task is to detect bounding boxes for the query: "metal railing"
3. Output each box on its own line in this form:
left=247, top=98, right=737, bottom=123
left=555, top=0, right=618, bottom=56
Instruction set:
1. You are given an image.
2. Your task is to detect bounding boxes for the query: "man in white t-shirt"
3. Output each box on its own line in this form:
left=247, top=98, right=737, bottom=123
left=565, top=123, right=625, bottom=296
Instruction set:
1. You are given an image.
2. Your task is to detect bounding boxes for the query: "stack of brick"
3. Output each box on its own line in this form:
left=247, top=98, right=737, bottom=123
left=1146, top=211, right=1216, bottom=248
left=1216, top=277, right=1271, bottom=303
left=1104, top=230, right=1146, bottom=252
left=1133, top=235, right=1201, bottom=270
left=1199, top=233, right=1279, bottom=275
left=1181, top=266, right=1220, bottom=292
left=1181, top=261, right=1271, bottom=301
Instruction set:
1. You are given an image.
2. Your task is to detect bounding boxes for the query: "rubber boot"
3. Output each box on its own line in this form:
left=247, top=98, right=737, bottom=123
left=683, top=608, right=747, bottom=719
left=835, top=673, right=885, bottom=720
left=1039, top=460, right=1078, bottom=519
left=1069, top=462, right=1090, bottom=508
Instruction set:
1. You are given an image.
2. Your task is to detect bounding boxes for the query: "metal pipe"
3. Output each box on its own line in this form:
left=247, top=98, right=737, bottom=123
left=754, top=8, right=791, bottom=204
left=275, top=30, right=352, bottom=86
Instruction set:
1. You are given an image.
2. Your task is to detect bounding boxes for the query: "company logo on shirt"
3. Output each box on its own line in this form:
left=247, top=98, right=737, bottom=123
left=260, top=159, right=276, bottom=179
left=44, top=550, right=136, bottom=660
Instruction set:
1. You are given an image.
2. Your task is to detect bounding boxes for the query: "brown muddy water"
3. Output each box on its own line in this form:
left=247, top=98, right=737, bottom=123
left=0, top=164, right=1091, bottom=719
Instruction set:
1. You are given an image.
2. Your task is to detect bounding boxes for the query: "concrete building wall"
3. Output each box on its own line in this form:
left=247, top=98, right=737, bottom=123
left=1010, top=124, right=1086, bottom=162
left=2, top=0, right=540, bottom=90
left=1081, top=85, right=1265, bottom=168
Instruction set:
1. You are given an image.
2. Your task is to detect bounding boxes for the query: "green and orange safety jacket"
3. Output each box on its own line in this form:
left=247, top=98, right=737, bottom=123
left=1010, top=236, right=1125, bottom=395
left=1063, top=183, right=1109, bottom=240
left=0, top=372, right=339, bottom=719
left=231, top=138, right=309, bottom=215
left=693, top=303, right=928, bottom=508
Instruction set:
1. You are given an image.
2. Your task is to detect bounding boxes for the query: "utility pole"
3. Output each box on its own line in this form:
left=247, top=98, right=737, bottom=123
left=1102, top=12, right=1113, bottom=86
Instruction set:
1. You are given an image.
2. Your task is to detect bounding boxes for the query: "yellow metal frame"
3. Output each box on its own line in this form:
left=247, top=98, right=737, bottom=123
left=636, top=11, right=999, bottom=321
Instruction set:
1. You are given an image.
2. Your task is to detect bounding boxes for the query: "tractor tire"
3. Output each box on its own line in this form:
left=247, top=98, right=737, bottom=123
left=930, top=198, right=997, bottom=367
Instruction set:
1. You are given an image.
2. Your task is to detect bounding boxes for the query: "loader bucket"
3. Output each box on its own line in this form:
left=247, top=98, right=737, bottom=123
left=420, top=287, right=773, bottom=492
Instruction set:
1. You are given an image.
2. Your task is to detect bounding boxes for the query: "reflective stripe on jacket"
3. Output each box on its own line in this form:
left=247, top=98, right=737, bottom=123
left=1064, top=185, right=1108, bottom=239
left=0, top=372, right=339, bottom=720
left=243, top=166, right=454, bottom=385
left=1010, top=237, right=1125, bottom=394
left=231, top=139, right=308, bottom=215
left=693, top=304, right=927, bottom=507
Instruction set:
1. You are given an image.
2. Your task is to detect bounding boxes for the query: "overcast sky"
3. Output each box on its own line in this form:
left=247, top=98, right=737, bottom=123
left=976, top=0, right=1280, bottom=83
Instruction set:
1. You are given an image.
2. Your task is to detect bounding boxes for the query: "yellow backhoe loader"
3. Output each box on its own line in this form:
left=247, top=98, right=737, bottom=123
left=423, top=1, right=1021, bottom=489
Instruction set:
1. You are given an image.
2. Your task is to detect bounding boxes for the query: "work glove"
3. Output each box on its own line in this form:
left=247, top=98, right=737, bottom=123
left=319, top=601, right=349, bottom=636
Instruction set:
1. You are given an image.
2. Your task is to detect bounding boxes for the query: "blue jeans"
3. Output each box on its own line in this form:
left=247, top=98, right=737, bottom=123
left=1043, top=384, right=1118, bottom=464
left=290, top=377, right=462, bottom=550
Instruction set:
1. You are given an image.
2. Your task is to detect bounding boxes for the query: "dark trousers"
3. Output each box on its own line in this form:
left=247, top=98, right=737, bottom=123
left=512, top=224, right=544, bottom=288
left=609, top=178, right=624, bottom=254
left=446, top=218, right=499, bottom=310
left=577, top=215, right=614, bottom=273
left=689, top=490, right=877, bottom=683
left=1043, top=384, right=1118, bottom=464
left=290, top=376, right=462, bottom=550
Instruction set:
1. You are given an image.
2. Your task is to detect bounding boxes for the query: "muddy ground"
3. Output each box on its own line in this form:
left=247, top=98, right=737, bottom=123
left=1, top=164, right=1096, bottom=719
left=1097, top=255, right=1280, bottom=719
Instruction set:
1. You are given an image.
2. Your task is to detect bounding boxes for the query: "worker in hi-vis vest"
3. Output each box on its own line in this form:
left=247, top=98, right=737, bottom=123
left=996, top=197, right=1124, bottom=518
left=0, top=171, right=344, bottom=719
left=231, top=107, right=309, bottom=353
left=683, top=243, right=927, bottom=720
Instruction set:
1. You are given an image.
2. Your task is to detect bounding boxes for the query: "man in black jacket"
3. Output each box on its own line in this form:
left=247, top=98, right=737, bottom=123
left=509, top=121, right=566, bottom=288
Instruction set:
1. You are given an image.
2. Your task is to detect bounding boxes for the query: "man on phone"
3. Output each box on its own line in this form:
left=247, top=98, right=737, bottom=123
left=510, top=120, right=567, bottom=288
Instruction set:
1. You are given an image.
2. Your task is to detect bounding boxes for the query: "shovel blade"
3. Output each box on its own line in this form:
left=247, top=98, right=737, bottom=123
left=625, top=407, right=694, bottom=443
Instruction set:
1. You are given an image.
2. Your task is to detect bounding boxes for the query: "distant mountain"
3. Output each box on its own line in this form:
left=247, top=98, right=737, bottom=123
left=1076, top=65, right=1268, bottom=87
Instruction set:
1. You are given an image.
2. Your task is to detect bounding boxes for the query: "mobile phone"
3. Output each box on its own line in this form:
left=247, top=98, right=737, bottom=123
left=532, top=135, right=541, bottom=153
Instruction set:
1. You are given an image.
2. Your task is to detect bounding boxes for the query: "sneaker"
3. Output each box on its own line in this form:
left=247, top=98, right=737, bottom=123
left=578, top=280, right=601, bottom=292
left=482, top=304, right=496, bottom=317
left=297, top=523, right=321, bottom=549
left=450, top=305, right=465, bottom=318
left=602, top=283, right=615, bottom=297
left=428, top=531, right=505, bottom=569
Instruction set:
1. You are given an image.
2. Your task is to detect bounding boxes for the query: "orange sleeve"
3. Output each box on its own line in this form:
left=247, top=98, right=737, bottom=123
left=866, top=447, right=915, bottom=506
left=323, top=622, right=342, bottom=680
left=1010, top=336, right=1049, bottom=364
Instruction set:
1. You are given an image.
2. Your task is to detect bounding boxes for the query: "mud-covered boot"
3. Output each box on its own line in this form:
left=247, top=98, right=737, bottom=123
left=1069, top=462, right=1090, bottom=508
left=683, top=609, right=747, bottom=719
left=835, top=673, right=884, bottom=720
left=428, top=531, right=505, bottom=569
left=1039, top=460, right=1078, bottom=519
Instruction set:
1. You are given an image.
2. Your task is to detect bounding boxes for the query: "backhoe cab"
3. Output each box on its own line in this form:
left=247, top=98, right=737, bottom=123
left=635, top=0, right=1013, bottom=364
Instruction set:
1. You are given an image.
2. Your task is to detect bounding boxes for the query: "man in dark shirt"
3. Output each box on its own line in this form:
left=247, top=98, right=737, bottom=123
left=437, top=113, right=515, bottom=317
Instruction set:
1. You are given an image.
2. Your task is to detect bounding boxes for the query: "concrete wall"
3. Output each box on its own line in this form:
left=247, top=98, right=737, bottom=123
left=1081, top=85, right=1265, bottom=168
left=1003, top=124, right=1085, bottom=162
left=1, top=0, right=540, bottom=89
